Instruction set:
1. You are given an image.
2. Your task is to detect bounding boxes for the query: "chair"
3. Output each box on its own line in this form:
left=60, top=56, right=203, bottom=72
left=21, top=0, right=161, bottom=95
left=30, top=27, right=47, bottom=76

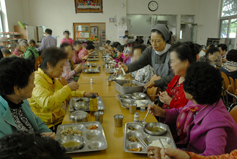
left=221, top=72, right=231, bottom=106
left=58, top=77, right=68, bottom=110
left=230, top=105, right=237, bottom=124
left=35, top=56, right=42, bottom=70
left=147, top=75, right=160, bottom=102
left=229, top=77, right=236, bottom=102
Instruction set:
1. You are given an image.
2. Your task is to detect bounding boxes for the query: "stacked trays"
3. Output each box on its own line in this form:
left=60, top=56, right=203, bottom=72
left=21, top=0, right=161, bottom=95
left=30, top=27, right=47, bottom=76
left=69, top=97, right=105, bottom=112
left=123, top=122, right=176, bottom=154
left=82, top=66, right=100, bottom=73
left=114, top=80, right=145, bottom=94
left=117, top=93, right=152, bottom=109
left=56, top=122, right=108, bottom=153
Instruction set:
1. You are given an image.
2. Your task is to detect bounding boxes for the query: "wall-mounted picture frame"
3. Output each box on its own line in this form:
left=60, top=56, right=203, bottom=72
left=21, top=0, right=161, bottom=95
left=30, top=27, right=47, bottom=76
left=75, top=0, right=103, bottom=13
left=90, top=26, right=98, bottom=36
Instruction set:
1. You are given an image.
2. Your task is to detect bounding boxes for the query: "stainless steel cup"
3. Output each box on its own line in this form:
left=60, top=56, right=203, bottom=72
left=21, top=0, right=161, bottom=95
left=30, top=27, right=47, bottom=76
left=107, top=79, right=111, bottom=86
left=94, top=111, right=104, bottom=123
left=114, top=114, right=124, bottom=127
left=129, top=103, right=137, bottom=114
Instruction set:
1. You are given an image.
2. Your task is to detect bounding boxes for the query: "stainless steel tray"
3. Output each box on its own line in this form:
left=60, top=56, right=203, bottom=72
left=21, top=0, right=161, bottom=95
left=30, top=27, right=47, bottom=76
left=89, top=55, right=99, bottom=58
left=117, top=94, right=152, bottom=108
left=107, top=74, right=119, bottom=81
left=56, top=122, right=108, bottom=153
left=123, top=122, right=176, bottom=154
left=87, top=58, right=99, bottom=61
left=82, top=66, right=100, bottom=73
left=105, top=68, right=117, bottom=74
left=83, top=63, right=97, bottom=67
left=114, top=80, right=145, bottom=94
left=69, top=96, right=105, bottom=112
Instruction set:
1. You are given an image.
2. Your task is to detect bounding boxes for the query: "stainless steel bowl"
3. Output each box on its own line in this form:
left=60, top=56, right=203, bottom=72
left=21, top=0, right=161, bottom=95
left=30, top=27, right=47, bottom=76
left=74, top=101, right=89, bottom=111
left=59, top=134, right=84, bottom=151
left=131, top=92, right=147, bottom=100
left=144, top=122, right=167, bottom=136
left=121, top=99, right=134, bottom=104
left=120, top=95, right=131, bottom=99
left=70, top=111, right=88, bottom=122
left=88, top=141, right=105, bottom=150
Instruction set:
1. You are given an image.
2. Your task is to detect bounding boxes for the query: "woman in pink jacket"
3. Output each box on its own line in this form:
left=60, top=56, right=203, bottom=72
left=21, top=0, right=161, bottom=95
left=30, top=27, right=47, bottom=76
left=61, top=30, right=74, bottom=46
left=148, top=62, right=237, bottom=156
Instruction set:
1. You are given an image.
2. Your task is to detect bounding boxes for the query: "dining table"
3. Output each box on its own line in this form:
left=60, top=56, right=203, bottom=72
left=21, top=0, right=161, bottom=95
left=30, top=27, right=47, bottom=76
left=61, top=50, right=158, bottom=159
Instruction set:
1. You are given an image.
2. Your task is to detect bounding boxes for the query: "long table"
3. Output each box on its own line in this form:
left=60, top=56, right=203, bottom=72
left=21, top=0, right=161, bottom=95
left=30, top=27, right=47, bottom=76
left=62, top=52, right=157, bottom=159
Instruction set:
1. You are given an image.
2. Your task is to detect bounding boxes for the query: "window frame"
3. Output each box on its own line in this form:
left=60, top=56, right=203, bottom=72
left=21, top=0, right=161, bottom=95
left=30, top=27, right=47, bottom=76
left=219, top=0, right=237, bottom=38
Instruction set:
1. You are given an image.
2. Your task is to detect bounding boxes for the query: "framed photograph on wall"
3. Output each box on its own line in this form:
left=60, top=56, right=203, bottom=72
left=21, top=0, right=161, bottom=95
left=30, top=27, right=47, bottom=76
left=90, top=26, right=98, bottom=37
left=74, top=0, right=103, bottom=13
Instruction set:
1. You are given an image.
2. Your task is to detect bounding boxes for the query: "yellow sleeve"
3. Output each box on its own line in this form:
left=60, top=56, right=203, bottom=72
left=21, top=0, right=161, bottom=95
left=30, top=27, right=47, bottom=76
left=32, top=85, right=71, bottom=111
left=70, top=90, right=85, bottom=98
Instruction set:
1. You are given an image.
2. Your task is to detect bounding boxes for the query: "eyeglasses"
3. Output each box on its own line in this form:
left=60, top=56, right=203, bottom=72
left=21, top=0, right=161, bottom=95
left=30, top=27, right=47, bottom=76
left=149, top=39, right=163, bottom=44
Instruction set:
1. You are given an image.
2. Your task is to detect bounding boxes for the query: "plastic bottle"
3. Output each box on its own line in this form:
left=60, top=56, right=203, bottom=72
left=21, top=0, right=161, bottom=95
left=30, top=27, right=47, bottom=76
left=90, top=78, right=94, bottom=84
left=134, top=113, right=139, bottom=122
left=140, top=102, right=146, bottom=112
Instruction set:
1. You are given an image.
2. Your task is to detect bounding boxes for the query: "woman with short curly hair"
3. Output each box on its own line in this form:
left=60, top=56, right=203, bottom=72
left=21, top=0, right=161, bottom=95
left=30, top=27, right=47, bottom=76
left=148, top=62, right=237, bottom=156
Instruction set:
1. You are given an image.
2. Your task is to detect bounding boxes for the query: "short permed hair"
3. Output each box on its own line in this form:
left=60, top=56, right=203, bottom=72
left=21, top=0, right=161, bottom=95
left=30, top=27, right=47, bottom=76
left=29, top=39, right=36, bottom=45
left=40, top=47, right=67, bottom=70
left=0, top=57, right=34, bottom=95
left=183, top=62, right=222, bottom=105
left=217, top=44, right=227, bottom=52
left=0, top=131, right=71, bottom=159
left=86, top=44, right=95, bottom=50
left=60, top=43, right=71, bottom=50
left=73, top=40, right=82, bottom=46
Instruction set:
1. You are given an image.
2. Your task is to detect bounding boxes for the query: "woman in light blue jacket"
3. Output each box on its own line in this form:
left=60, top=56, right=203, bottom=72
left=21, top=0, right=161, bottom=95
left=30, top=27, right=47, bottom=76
left=0, top=57, right=53, bottom=138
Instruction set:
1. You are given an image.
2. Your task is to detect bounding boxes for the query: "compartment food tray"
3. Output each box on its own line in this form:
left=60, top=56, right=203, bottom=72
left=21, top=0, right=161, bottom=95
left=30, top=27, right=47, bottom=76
left=114, top=80, right=145, bottom=94
left=123, top=122, right=176, bottom=154
left=56, top=122, right=108, bottom=153
left=69, top=96, right=105, bottom=112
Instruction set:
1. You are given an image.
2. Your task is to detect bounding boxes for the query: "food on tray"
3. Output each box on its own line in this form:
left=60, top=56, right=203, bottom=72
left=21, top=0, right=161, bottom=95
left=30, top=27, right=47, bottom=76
left=128, top=136, right=139, bottom=142
left=62, top=141, right=81, bottom=148
left=60, top=127, right=82, bottom=138
left=128, top=126, right=137, bottom=131
left=149, top=139, right=171, bottom=148
left=129, top=147, right=142, bottom=152
left=147, top=126, right=165, bottom=133
left=122, top=81, right=138, bottom=87
left=88, top=125, right=98, bottom=130
left=116, top=74, right=133, bottom=80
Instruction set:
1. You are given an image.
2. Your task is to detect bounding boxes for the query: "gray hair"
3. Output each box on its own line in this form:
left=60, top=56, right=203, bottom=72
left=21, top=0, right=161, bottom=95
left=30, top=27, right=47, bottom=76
left=19, top=40, right=29, bottom=47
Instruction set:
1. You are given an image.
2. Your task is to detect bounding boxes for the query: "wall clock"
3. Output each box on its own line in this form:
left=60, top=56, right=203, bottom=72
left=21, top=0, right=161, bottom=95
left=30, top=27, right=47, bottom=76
left=148, top=1, right=158, bottom=12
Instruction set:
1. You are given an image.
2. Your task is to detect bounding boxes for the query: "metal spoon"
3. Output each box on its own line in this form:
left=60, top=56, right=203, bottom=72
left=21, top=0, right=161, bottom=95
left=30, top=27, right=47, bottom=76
left=140, top=102, right=154, bottom=123
left=121, top=67, right=126, bottom=75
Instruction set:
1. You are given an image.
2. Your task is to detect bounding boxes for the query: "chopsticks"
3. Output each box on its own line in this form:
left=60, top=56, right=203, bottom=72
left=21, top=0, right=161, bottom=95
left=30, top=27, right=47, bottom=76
left=137, top=135, right=148, bottom=149
left=159, top=138, right=171, bottom=159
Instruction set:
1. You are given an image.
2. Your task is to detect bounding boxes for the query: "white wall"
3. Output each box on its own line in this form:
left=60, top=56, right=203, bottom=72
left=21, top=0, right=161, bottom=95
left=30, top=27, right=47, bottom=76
left=4, top=0, right=25, bottom=32
left=195, top=0, right=222, bottom=45
left=4, top=0, right=222, bottom=46
left=19, top=0, right=126, bottom=45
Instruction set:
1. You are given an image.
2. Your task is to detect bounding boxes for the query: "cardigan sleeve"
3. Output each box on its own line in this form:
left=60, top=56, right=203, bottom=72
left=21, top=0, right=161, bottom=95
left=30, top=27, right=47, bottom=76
left=187, top=149, right=237, bottom=159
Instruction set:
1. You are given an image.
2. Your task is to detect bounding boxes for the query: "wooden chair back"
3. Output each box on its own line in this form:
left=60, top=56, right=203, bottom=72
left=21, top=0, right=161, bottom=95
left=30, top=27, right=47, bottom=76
left=230, top=106, right=237, bottom=124
left=35, top=56, right=42, bottom=70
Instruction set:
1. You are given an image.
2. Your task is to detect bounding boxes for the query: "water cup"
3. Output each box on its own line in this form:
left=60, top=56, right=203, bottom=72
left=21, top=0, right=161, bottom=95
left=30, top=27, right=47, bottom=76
left=107, top=79, right=111, bottom=86
left=129, top=103, right=137, bottom=114
left=94, top=111, right=104, bottom=123
left=114, top=114, right=124, bottom=127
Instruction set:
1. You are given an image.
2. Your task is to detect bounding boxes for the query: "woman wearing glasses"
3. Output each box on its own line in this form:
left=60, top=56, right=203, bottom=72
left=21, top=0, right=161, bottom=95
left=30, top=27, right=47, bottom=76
left=119, top=24, right=174, bottom=91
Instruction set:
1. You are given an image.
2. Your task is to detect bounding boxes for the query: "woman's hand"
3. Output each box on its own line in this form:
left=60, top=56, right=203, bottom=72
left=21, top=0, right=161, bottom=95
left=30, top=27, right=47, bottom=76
left=160, top=148, right=190, bottom=159
left=145, top=81, right=155, bottom=88
left=147, top=146, right=161, bottom=159
left=74, top=64, right=82, bottom=73
left=41, top=132, right=55, bottom=139
left=148, top=103, right=166, bottom=117
left=67, top=81, right=79, bottom=91
left=119, top=62, right=128, bottom=71
left=84, top=92, right=97, bottom=97
left=159, top=91, right=172, bottom=105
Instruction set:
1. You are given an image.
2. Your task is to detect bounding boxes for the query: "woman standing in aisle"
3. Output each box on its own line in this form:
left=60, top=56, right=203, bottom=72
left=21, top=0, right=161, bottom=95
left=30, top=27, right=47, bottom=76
left=119, top=24, right=174, bottom=91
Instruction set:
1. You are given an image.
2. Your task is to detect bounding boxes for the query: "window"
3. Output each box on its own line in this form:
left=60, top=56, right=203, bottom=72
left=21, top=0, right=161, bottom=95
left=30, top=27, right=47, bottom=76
left=220, top=0, right=237, bottom=38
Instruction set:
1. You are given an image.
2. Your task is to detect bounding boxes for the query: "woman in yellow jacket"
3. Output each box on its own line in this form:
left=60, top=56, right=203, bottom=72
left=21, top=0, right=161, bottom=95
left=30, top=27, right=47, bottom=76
left=29, top=47, right=94, bottom=128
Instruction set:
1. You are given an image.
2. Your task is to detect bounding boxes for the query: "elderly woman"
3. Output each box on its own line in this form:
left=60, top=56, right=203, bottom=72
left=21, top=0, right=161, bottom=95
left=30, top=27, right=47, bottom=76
left=29, top=47, right=94, bottom=128
left=119, top=24, right=174, bottom=91
left=0, top=57, right=53, bottom=138
left=148, top=62, right=237, bottom=156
